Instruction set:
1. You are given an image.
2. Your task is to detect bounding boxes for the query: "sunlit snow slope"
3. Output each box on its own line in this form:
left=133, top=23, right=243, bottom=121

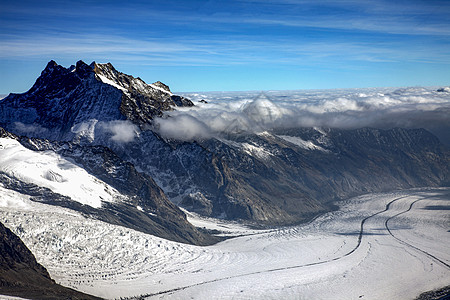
left=0, top=187, right=448, bottom=300
left=0, top=138, right=122, bottom=208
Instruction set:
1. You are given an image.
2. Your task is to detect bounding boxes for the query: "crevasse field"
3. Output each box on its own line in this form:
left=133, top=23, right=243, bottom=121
left=1, top=185, right=448, bottom=299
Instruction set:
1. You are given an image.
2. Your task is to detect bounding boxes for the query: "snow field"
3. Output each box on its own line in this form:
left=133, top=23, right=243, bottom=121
left=0, top=187, right=448, bottom=299
left=0, top=138, right=123, bottom=208
left=277, top=135, right=328, bottom=152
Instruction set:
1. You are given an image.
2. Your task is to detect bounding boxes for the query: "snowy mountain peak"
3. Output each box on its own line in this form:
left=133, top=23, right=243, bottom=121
left=39, top=60, right=68, bottom=79
left=437, top=86, right=450, bottom=93
left=152, top=81, right=172, bottom=93
left=91, top=61, right=119, bottom=79
left=90, top=61, right=174, bottom=97
left=91, top=61, right=115, bottom=72
left=0, top=60, right=194, bottom=140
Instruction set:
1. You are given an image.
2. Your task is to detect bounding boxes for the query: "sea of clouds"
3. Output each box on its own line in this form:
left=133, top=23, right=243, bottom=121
left=154, top=87, right=450, bottom=145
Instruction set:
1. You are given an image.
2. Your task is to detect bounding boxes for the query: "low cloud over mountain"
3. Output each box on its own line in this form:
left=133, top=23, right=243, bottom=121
left=158, top=87, right=450, bottom=144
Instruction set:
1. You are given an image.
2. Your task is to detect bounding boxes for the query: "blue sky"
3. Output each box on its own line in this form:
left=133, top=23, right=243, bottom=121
left=1, top=0, right=449, bottom=93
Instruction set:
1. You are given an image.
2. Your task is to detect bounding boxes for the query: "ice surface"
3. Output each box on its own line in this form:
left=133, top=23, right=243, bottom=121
left=183, top=208, right=269, bottom=237
left=0, top=138, right=122, bottom=208
left=0, top=185, right=448, bottom=299
left=149, top=83, right=173, bottom=96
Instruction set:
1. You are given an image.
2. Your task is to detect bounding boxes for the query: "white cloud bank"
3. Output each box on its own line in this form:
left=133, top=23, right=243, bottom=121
left=154, top=87, right=450, bottom=144
left=98, top=120, right=139, bottom=143
left=71, top=120, right=139, bottom=143
left=154, top=114, right=212, bottom=141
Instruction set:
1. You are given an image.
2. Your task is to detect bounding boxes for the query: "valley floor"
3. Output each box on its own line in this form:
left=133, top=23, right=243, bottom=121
left=0, top=187, right=449, bottom=299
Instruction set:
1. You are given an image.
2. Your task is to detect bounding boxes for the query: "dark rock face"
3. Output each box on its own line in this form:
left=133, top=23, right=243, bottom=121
left=181, top=192, right=214, bottom=216
left=0, top=60, right=123, bottom=140
left=0, top=221, right=102, bottom=299
left=0, top=222, right=51, bottom=279
left=212, top=127, right=449, bottom=224
left=415, top=285, right=450, bottom=300
left=92, top=62, right=193, bottom=125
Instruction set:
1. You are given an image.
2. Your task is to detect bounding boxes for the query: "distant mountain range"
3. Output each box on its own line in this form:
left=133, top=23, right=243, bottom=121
left=1, top=60, right=448, bottom=230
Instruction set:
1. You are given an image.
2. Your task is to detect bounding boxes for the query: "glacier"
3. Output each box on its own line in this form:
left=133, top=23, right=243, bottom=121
left=0, top=187, right=448, bottom=299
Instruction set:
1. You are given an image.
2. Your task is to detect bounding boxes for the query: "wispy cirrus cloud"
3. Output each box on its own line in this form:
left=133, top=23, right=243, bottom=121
left=1, top=33, right=449, bottom=67
left=200, top=0, right=450, bottom=36
left=240, top=16, right=450, bottom=37
left=2, top=0, right=449, bottom=66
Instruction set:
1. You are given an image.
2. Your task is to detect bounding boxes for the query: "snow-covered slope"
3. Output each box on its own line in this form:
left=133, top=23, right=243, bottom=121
left=276, top=134, right=328, bottom=152
left=0, top=138, right=121, bottom=208
left=1, top=187, right=448, bottom=299
left=0, top=128, right=217, bottom=246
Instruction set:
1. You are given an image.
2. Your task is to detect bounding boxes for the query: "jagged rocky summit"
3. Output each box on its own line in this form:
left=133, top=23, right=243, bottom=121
left=1, top=60, right=449, bottom=229
left=0, top=60, right=193, bottom=141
